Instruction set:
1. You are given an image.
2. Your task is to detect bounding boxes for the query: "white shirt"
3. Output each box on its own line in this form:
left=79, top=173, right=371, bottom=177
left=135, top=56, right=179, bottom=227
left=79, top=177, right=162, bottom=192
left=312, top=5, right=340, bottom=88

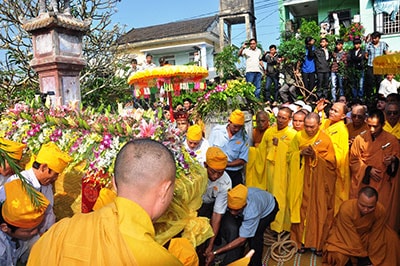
left=202, top=171, right=232, bottom=214
left=379, top=78, right=400, bottom=97
left=0, top=231, right=30, bottom=266
left=242, top=47, right=263, bottom=73
left=184, top=138, right=210, bottom=166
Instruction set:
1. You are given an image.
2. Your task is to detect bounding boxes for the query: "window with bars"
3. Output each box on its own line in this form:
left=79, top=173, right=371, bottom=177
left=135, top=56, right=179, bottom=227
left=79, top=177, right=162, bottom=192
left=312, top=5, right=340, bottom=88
left=376, top=10, right=400, bottom=34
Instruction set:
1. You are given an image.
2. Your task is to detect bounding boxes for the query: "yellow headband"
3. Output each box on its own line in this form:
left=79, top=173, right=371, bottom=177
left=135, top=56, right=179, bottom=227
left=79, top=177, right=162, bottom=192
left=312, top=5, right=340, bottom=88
left=2, top=179, right=49, bottom=229
left=0, top=138, right=26, bottom=160
left=229, top=109, right=245, bottom=125
left=187, top=125, right=203, bottom=141
left=36, top=142, right=72, bottom=173
left=206, top=147, right=227, bottom=170
left=228, top=184, right=248, bottom=210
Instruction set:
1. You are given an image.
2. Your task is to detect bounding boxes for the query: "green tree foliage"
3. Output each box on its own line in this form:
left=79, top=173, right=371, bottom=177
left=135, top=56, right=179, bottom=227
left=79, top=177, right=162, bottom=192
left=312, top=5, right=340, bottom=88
left=214, top=45, right=242, bottom=82
left=0, top=0, right=130, bottom=111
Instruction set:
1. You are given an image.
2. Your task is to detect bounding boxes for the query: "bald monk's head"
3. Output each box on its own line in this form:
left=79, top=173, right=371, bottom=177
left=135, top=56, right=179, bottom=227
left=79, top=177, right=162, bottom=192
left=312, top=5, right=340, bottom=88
left=114, top=139, right=176, bottom=221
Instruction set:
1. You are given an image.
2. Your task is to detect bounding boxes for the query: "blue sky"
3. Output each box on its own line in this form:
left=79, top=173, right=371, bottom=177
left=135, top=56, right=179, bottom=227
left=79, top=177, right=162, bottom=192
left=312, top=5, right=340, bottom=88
left=112, top=0, right=281, bottom=49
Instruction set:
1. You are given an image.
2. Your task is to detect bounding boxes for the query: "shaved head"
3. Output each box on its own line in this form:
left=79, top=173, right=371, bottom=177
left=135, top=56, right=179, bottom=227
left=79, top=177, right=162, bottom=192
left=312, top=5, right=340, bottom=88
left=114, top=139, right=176, bottom=194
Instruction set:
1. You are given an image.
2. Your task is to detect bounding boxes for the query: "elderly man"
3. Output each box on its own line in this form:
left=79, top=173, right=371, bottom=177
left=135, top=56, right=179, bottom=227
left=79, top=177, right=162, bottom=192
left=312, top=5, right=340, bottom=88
left=0, top=138, right=26, bottom=186
left=323, top=187, right=400, bottom=266
left=252, top=110, right=269, bottom=147
left=205, top=184, right=278, bottom=266
left=350, top=109, right=399, bottom=231
left=287, top=113, right=337, bottom=256
left=383, top=102, right=400, bottom=140
left=184, top=125, right=209, bottom=165
left=254, top=106, right=296, bottom=233
left=198, top=147, right=232, bottom=262
left=347, top=105, right=368, bottom=146
left=28, top=139, right=183, bottom=265
left=0, top=179, right=49, bottom=265
left=317, top=99, right=350, bottom=214
left=208, top=109, right=249, bottom=187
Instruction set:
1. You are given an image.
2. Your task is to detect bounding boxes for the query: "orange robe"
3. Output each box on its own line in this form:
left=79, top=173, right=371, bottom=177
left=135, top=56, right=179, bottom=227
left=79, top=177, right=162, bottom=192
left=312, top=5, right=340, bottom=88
left=288, top=130, right=337, bottom=250
left=323, top=199, right=400, bottom=266
left=350, top=130, right=400, bottom=231
left=347, top=122, right=368, bottom=141
left=322, top=119, right=350, bottom=214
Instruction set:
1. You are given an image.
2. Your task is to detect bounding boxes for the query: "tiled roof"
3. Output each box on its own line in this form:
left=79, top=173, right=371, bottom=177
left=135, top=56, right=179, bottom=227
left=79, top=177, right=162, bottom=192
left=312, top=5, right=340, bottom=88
left=117, top=15, right=218, bottom=44
left=22, top=14, right=90, bottom=32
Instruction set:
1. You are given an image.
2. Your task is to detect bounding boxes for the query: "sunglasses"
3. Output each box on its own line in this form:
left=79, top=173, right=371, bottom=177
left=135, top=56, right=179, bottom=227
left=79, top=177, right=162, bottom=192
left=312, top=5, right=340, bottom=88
left=386, top=111, right=399, bottom=115
left=351, top=114, right=364, bottom=119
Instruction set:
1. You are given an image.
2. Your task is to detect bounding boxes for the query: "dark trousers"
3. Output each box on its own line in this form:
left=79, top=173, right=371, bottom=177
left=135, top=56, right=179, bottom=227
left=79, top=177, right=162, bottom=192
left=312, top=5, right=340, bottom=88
left=365, top=66, right=383, bottom=98
left=226, top=169, right=243, bottom=188
left=302, top=72, right=315, bottom=93
left=220, top=198, right=279, bottom=266
left=317, top=72, right=330, bottom=99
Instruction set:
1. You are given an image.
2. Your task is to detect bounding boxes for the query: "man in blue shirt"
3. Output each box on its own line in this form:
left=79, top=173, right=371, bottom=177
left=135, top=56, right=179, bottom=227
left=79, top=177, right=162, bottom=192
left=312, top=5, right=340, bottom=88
left=208, top=110, right=249, bottom=187
left=205, top=184, right=279, bottom=266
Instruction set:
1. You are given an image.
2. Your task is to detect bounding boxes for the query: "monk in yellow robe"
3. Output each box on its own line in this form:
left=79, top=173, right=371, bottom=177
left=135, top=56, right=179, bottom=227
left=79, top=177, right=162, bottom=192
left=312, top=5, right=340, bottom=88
left=288, top=113, right=337, bottom=255
left=323, top=187, right=400, bottom=266
left=347, top=105, right=369, bottom=147
left=350, top=109, right=400, bottom=231
left=28, top=139, right=184, bottom=265
left=317, top=100, right=350, bottom=214
left=383, top=102, right=400, bottom=140
left=251, top=106, right=296, bottom=233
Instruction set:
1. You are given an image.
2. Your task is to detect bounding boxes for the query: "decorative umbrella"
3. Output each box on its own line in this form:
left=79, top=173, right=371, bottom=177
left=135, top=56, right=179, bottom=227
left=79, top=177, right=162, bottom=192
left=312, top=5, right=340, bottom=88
left=373, top=53, right=400, bottom=75
left=128, top=65, right=208, bottom=121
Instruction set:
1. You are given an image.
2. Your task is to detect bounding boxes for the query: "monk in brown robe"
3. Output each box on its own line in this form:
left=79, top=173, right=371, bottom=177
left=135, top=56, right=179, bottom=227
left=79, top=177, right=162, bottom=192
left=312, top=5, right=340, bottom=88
left=323, top=186, right=400, bottom=266
left=350, top=109, right=400, bottom=231
left=252, top=110, right=269, bottom=147
left=287, top=112, right=337, bottom=256
left=347, top=104, right=368, bottom=147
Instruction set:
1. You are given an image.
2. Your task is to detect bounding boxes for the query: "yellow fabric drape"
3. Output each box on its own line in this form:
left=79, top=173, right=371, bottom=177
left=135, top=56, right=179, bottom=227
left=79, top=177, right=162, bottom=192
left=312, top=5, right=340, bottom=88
left=383, top=121, right=400, bottom=140
left=322, top=119, right=350, bottom=214
left=28, top=197, right=183, bottom=265
left=287, top=130, right=320, bottom=223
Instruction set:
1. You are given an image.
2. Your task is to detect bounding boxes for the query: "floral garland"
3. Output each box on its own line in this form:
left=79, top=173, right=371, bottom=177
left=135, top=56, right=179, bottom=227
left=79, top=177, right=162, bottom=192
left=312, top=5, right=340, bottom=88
left=0, top=101, right=188, bottom=187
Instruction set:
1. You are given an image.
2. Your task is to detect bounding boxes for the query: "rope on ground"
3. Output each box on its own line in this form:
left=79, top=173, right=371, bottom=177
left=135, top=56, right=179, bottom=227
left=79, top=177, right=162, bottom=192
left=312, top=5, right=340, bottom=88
left=264, top=229, right=298, bottom=263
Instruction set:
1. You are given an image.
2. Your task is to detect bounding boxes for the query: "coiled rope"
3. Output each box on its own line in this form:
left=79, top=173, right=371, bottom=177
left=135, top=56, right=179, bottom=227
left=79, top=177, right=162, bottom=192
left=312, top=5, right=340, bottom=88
left=263, top=229, right=298, bottom=264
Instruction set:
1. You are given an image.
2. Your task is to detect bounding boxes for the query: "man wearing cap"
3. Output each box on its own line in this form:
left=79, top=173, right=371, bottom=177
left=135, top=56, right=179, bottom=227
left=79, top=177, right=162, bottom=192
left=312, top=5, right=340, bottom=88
left=174, top=110, right=190, bottom=134
left=287, top=112, right=337, bottom=256
left=198, top=147, right=232, bottom=262
left=0, top=138, right=26, bottom=186
left=184, top=125, right=209, bottom=165
left=252, top=106, right=296, bottom=233
left=205, top=184, right=278, bottom=266
left=0, top=142, right=72, bottom=234
left=0, top=179, right=49, bottom=265
left=208, top=109, right=249, bottom=187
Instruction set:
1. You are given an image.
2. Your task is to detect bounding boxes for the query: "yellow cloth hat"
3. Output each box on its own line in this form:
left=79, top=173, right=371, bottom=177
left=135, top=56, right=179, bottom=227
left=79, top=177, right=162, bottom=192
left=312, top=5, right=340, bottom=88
left=2, top=179, right=49, bottom=228
left=228, top=184, right=248, bottom=210
left=0, top=138, right=26, bottom=160
left=229, top=109, right=245, bottom=125
left=36, top=142, right=72, bottom=173
left=187, top=125, right=203, bottom=141
left=206, top=147, right=227, bottom=170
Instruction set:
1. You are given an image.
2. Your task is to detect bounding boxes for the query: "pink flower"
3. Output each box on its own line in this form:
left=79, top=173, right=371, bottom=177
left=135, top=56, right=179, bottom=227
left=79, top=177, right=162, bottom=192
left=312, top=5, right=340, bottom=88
left=139, top=120, right=156, bottom=138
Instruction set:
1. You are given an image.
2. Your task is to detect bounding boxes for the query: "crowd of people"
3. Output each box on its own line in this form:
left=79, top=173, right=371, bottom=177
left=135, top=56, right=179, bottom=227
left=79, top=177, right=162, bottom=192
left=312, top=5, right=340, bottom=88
left=239, top=32, right=398, bottom=107
left=0, top=33, right=400, bottom=266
